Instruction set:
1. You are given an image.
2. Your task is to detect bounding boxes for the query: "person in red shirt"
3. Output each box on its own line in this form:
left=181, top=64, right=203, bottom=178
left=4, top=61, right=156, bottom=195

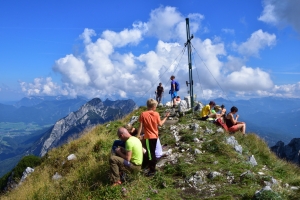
left=137, top=98, right=170, bottom=176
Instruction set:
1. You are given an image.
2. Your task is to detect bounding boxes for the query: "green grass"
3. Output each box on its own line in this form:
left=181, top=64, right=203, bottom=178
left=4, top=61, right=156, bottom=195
left=2, top=107, right=300, bottom=199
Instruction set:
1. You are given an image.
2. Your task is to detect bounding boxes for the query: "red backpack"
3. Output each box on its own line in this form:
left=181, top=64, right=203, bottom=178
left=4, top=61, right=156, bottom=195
left=216, top=117, right=228, bottom=131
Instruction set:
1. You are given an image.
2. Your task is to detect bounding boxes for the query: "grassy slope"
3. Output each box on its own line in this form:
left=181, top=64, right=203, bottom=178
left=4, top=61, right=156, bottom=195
left=1, top=107, right=300, bottom=200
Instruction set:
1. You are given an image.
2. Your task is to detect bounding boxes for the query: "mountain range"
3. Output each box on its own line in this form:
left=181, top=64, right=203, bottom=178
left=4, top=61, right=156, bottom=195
left=0, top=96, right=88, bottom=125
left=0, top=97, right=137, bottom=177
left=0, top=96, right=299, bottom=178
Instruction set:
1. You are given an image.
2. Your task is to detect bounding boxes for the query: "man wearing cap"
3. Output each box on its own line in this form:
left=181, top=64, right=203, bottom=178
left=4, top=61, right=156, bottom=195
left=200, top=101, right=218, bottom=121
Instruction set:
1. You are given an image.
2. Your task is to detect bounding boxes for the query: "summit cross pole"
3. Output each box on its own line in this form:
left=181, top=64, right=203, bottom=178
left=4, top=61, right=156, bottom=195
left=185, top=18, right=194, bottom=109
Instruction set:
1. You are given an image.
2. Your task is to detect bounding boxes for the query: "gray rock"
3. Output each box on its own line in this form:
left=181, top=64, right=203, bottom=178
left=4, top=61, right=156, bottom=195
left=129, top=116, right=139, bottom=125
left=67, top=154, right=77, bottom=161
left=52, top=172, right=62, bottom=180
left=193, top=138, right=200, bottom=143
left=290, top=186, right=299, bottom=190
left=194, top=148, right=202, bottom=155
left=216, top=128, right=224, bottom=133
left=234, top=145, right=243, bottom=154
left=205, top=128, right=213, bottom=134
left=20, top=167, right=34, bottom=183
left=226, top=136, right=243, bottom=154
left=255, top=186, right=272, bottom=196
left=191, top=123, right=199, bottom=132
left=248, top=155, right=257, bottom=166
left=207, top=171, right=221, bottom=179
left=187, top=171, right=206, bottom=186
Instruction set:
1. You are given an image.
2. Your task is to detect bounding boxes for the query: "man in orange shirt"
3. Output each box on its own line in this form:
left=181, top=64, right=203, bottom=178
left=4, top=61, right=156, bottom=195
left=137, top=98, right=170, bottom=176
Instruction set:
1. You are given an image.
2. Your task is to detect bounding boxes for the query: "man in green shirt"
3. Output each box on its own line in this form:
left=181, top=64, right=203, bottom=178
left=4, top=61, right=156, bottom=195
left=109, top=127, right=143, bottom=186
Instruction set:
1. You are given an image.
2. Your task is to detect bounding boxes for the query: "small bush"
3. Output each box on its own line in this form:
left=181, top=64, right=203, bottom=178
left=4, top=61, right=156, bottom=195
left=13, top=155, right=42, bottom=181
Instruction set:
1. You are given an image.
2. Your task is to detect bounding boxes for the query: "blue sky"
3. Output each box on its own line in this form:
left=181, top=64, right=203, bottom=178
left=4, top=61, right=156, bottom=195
left=0, top=0, right=300, bottom=103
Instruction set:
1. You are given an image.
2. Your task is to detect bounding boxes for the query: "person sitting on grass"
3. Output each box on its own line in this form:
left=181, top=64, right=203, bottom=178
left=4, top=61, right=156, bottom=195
left=220, top=104, right=226, bottom=116
left=200, top=101, right=219, bottom=121
left=111, top=124, right=137, bottom=154
left=175, top=96, right=181, bottom=105
left=207, top=105, right=222, bottom=121
left=109, top=127, right=143, bottom=186
left=225, top=106, right=246, bottom=134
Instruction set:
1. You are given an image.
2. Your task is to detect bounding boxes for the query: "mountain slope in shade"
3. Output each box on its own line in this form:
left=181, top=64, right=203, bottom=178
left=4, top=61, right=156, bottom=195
left=0, top=96, right=89, bottom=125
left=271, top=138, right=300, bottom=165
left=29, top=98, right=137, bottom=157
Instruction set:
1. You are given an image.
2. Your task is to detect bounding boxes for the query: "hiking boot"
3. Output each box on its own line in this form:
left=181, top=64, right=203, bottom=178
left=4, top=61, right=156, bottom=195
left=145, top=171, right=156, bottom=177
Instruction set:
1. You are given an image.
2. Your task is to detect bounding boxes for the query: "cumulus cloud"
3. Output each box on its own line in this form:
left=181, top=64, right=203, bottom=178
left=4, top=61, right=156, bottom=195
left=272, top=82, right=300, bottom=96
left=102, top=28, right=144, bottom=47
left=18, top=5, right=300, bottom=101
left=146, top=6, right=184, bottom=41
left=237, top=29, right=276, bottom=57
left=20, top=77, right=64, bottom=96
left=53, top=54, right=90, bottom=86
left=145, top=6, right=204, bottom=42
left=224, top=56, right=246, bottom=72
left=259, top=0, right=300, bottom=34
left=225, top=66, right=274, bottom=91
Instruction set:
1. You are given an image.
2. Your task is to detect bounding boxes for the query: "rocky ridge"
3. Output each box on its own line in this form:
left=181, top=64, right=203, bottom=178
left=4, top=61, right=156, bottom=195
left=2, top=106, right=300, bottom=199
left=29, top=98, right=137, bottom=157
left=271, top=138, right=300, bottom=166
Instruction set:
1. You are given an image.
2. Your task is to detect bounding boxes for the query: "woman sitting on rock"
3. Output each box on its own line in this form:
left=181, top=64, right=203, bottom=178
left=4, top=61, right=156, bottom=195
left=225, top=106, right=246, bottom=134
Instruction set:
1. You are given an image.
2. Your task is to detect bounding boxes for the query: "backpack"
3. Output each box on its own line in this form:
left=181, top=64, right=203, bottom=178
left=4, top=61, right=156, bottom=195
left=175, top=81, right=180, bottom=91
left=216, top=117, right=228, bottom=131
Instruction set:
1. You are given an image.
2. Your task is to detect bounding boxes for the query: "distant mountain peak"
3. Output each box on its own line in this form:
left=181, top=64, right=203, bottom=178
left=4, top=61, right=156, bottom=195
left=87, top=98, right=102, bottom=106
left=29, top=98, right=137, bottom=157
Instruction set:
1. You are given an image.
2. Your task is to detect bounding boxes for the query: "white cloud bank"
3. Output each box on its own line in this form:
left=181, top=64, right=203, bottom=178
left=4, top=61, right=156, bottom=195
left=19, top=5, right=300, bottom=101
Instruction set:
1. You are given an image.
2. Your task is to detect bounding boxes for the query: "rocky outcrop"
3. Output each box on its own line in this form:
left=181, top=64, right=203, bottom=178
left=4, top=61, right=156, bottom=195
left=271, top=138, right=300, bottom=165
left=29, top=98, right=137, bottom=157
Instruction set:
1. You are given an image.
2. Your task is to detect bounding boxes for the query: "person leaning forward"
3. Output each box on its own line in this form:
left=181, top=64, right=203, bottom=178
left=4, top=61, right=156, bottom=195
left=109, top=127, right=143, bottom=186
left=200, top=100, right=219, bottom=120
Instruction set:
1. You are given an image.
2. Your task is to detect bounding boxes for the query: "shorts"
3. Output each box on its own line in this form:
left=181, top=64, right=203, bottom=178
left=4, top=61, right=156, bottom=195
left=228, top=125, right=240, bottom=132
left=171, top=91, right=177, bottom=99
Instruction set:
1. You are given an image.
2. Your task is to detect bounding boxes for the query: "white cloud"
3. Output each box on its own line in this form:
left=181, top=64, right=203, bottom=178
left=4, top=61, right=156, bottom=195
left=259, top=0, right=300, bottom=34
left=53, top=54, right=90, bottom=86
left=225, top=66, right=274, bottom=91
left=18, top=5, right=300, bottom=101
left=237, top=29, right=276, bottom=57
left=272, top=82, right=300, bottom=96
left=224, top=56, right=245, bottom=72
left=146, top=6, right=186, bottom=41
left=146, top=6, right=204, bottom=43
left=80, top=28, right=96, bottom=44
left=102, top=28, right=143, bottom=47
left=20, top=77, right=64, bottom=96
